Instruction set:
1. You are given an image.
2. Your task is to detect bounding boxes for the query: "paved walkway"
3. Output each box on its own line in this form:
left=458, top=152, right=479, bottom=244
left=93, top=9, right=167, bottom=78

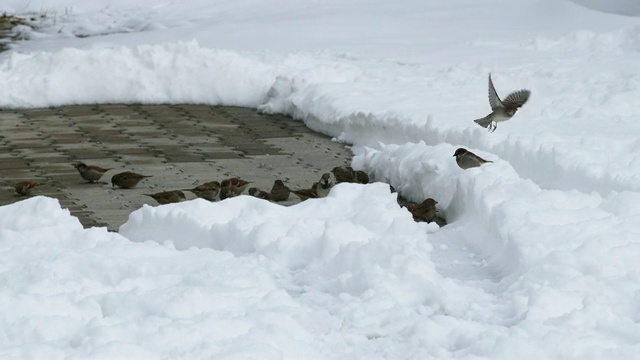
left=0, top=105, right=353, bottom=231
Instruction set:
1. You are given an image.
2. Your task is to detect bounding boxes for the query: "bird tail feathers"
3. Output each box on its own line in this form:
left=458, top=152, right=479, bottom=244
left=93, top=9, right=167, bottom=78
left=473, top=115, right=492, bottom=128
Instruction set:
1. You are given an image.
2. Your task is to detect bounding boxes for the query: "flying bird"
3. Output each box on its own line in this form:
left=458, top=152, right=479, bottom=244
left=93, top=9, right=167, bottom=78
left=473, top=73, right=530, bottom=132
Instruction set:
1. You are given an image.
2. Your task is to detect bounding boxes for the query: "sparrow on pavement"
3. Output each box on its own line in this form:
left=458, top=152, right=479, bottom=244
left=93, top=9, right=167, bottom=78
left=73, top=162, right=112, bottom=183
left=404, top=198, right=438, bottom=223
left=354, top=170, right=370, bottom=184
left=269, top=180, right=290, bottom=202
left=184, top=181, right=220, bottom=201
left=332, top=166, right=356, bottom=183
left=111, top=171, right=152, bottom=189
left=14, top=181, right=38, bottom=196
left=220, top=177, right=251, bottom=200
left=289, top=187, right=319, bottom=201
left=248, top=187, right=271, bottom=200
left=453, top=148, right=493, bottom=170
left=473, top=73, right=530, bottom=132
left=315, top=173, right=335, bottom=198
left=143, top=190, right=186, bottom=205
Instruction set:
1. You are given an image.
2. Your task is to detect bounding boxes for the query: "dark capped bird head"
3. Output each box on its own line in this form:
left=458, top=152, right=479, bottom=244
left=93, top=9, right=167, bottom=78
left=319, top=173, right=334, bottom=189
left=73, top=162, right=88, bottom=171
left=453, top=148, right=468, bottom=158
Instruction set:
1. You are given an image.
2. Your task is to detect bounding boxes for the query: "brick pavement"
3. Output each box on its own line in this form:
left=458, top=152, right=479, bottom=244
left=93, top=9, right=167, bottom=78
left=0, top=105, right=353, bottom=231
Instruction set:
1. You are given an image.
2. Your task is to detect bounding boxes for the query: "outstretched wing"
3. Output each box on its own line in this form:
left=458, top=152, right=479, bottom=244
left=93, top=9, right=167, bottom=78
left=488, top=74, right=503, bottom=111
left=501, top=89, right=531, bottom=110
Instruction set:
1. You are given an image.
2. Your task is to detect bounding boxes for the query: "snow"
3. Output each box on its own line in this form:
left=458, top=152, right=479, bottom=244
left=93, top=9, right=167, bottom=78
left=1, top=0, right=640, bottom=358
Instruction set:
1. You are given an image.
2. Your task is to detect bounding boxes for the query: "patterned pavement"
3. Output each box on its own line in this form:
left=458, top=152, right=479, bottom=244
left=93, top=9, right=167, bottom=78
left=0, top=105, right=352, bottom=231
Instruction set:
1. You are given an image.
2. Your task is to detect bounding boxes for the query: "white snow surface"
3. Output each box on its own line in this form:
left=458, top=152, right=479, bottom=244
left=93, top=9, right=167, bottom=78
left=1, top=0, right=640, bottom=358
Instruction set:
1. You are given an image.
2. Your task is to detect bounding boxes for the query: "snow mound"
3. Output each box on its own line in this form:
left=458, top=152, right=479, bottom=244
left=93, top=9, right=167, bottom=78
left=121, top=182, right=440, bottom=286
left=0, top=41, right=274, bottom=108
left=570, top=0, right=640, bottom=16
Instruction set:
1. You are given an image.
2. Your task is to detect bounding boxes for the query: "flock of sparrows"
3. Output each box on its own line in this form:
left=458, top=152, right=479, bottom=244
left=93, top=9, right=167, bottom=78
left=11, top=161, right=442, bottom=225
left=10, top=73, right=528, bottom=225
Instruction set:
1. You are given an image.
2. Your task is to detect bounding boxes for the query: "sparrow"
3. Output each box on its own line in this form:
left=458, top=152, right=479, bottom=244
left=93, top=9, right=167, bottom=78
left=332, top=166, right=356, bottom=183
left=73, top=162, right=112, bottom=183
left=315, top=172, right=335, bottom=198
left=269, top=180, right=290, bottom=202
left=289, top=187, right=319, bottom=201
left=184, top=181, right=220, bottom=201
left=248, top=187, right=271, bottom=200
left=143, top=190, right=186, bottom=205
left=111, top=171, right=152, bottom=189
left=353, top=170, right=370, bottom=184
left=404, top=198, right=438, bottom=223
left=473, top=73, right=530, bottom=132
left=453, top=148, right=493, bottom=170
left=219, top=177, right=251, bottom=200
left=14, top=181, right=38, bottom=196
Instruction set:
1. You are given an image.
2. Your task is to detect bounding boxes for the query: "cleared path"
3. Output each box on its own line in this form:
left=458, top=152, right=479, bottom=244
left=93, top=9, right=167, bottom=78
left=0, top=105, right=352, bottom=231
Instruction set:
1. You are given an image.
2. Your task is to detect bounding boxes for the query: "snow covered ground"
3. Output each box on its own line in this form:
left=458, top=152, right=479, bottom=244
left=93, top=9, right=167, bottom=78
left=1, top=0, right=640, bottom=358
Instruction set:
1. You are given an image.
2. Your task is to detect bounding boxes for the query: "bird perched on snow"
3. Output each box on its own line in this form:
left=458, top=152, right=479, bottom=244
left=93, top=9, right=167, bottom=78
left=404, top=198, right=438, bottom=223
left=453, top=148, right=493, bottom=170
left=220, top=177, right=251, bottom=200
left=184, top=181, right=220, bottom=201
left=14, top=181, right=38, bottom=196
left=269, top=180, right=290, bottom=202
left=143, top=190, right=186, bottom=205
left=111, top=171, right=152, bottom=189
left=473, top=73, right=530, bottom=132
left=73, top=162, right=112, bottom=183
left=315, top=173, right=335, bottom=198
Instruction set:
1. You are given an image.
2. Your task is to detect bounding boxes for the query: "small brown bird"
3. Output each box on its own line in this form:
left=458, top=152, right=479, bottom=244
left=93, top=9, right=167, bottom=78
left=14, top=181, right=38, bottom=196
left=220, top=177, right=251, bottom=200
left=315, top=173, right=335, bottom=198
left=474, top=73, right=531, bottom=132
left=353, top=170, right=370, bottom=184
left=111, top=171, right=152, bottom=189
left=269, top=180, right=290, bottom=202
left=184, top=181, right=220, bottom=201
left=143, top=190, right=186, bottom=205
left=453, top=148, right=493, bottom=170
left=404, top=198, right=438, bottom=223
left=73, top=162, right=112, bottom=183
left=332, top=166, right=356, bottom=183
left=289, top=187, right=318, bottom=201
left=248, top=187, right=271, bottom=200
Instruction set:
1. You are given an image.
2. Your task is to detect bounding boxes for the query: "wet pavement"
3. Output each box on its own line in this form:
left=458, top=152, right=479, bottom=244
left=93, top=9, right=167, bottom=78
left=0, top=105, right=353, bottom=231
